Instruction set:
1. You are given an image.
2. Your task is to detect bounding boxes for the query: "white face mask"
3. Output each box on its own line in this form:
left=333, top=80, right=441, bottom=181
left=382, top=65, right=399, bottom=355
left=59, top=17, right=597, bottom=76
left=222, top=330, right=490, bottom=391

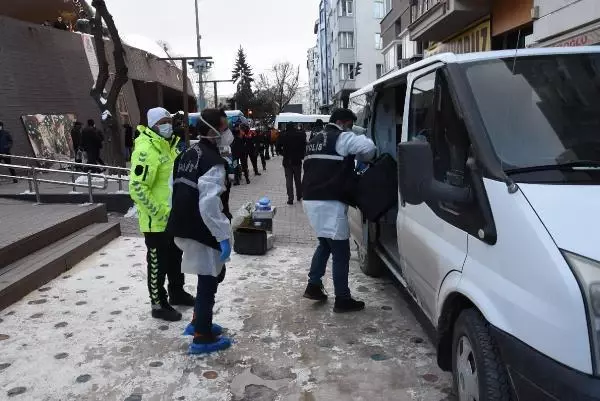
left=218, top=129, right=234, bottom=147
left=198, top=115, right=233, bottom=146
left=157, top=123, right=173, bottom=138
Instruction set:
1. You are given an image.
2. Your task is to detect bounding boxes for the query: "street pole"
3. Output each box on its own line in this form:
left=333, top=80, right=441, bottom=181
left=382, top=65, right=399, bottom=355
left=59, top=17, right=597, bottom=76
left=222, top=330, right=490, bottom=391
left=158, top=56, right=213, bottom=146
left=213, top=81, right=218, bottom=107
left=196, top=80, right=233, bottom=109
left=182, top=60, right=189, bottom=146
left=194, top=0, right=205, bottom=110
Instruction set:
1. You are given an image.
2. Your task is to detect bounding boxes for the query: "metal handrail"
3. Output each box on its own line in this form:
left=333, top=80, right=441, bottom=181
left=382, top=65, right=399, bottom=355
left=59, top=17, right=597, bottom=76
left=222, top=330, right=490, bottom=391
left=0, top=159, right=129, bottom=204
left=0, top=153, right=130, bottom=193
left=2, top=153, right=129, bottom=173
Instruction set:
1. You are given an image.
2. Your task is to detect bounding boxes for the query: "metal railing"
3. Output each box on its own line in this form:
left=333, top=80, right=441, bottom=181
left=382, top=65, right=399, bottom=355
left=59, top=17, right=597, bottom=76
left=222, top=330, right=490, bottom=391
left=0, top=154, right=130, bottom=204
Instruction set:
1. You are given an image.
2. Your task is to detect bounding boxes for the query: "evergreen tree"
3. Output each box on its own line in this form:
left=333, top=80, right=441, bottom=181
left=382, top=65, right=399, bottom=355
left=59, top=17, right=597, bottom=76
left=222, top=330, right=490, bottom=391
left=231, top=46, right=254, bottom=113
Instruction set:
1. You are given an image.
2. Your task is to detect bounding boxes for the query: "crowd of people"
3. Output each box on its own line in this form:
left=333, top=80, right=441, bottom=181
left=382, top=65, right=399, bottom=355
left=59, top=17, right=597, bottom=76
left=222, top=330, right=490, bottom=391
left=126, top=105, right=375, bottom=356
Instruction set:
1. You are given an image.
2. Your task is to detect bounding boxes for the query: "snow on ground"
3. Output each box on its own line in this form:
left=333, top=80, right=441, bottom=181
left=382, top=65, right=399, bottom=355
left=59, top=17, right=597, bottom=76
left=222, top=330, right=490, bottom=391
left=0, top=237, right=453, bottom=401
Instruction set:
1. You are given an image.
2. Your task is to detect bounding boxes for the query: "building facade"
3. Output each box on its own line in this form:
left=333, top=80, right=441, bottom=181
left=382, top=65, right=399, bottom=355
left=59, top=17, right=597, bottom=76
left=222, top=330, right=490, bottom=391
left=308, top=0, right=385, bottom=111
left=307, top=45, right=321, bottom=114
left=406, top=0, right=534, bottom=58
left=526, top=0, right=600, bottom=48
left=380, top=0, right=421, bottom=75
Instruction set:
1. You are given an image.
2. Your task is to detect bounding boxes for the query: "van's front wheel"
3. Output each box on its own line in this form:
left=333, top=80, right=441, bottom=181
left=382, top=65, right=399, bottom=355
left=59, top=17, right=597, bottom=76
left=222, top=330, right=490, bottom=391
left=452, top=309, right=511, bottom=401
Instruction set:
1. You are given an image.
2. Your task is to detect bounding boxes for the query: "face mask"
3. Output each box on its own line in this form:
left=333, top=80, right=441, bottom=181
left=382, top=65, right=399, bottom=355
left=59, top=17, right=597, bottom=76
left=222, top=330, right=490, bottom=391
left=218, top=129, right=234, bottom=147
left=157, top=123, right=173, bottom=138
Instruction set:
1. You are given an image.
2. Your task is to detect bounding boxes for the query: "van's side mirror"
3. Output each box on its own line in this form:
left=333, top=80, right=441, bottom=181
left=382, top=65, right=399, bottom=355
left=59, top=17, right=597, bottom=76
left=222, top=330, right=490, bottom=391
left=397, top=141, right=472, bottom=206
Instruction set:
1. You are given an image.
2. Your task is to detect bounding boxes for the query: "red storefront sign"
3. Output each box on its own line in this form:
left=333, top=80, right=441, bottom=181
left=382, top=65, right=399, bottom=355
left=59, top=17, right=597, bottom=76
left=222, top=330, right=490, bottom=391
left=553, top=28, right=600, bottom=47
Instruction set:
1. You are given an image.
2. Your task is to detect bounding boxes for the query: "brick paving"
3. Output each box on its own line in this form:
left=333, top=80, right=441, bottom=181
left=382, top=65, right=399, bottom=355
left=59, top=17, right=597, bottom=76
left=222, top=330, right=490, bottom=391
left=110, top=154, right=317, bottom=247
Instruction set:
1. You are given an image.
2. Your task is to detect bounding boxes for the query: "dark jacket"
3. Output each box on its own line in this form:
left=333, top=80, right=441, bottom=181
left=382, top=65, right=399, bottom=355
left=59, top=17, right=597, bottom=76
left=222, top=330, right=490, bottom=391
left=167, top=140, right=230, bottom=249
left=70, top=126, right=82, bottom=150
left=81, top=126, right=102, bottom=153
left=279, top=128, right=307, bottom=167
left=53, top=20, right=68, bottom=30
left=0, top=129, right=14, bottom=155
left=302, top=124, right=356, bottom=205
left=124, top=125, right=134, bottom=148
left=231, top=134, right=244, bottom=160
left=241, top=132, right=256, bottom=156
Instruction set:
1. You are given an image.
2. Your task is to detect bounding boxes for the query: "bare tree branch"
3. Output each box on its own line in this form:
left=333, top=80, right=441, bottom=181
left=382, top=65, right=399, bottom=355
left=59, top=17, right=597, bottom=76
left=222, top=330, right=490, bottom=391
left=90, top=0, right=129, bottom=166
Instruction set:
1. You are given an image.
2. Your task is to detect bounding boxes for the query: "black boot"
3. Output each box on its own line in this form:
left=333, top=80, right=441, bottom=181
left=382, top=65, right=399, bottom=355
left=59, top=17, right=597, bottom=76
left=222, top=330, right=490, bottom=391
left=303, top=283, right=328, bottom=301
left=151, top=304, right=182, bottom=322
left=333, top=297, right=365, bottom=313
left=169, top=290, right=195, bottom=307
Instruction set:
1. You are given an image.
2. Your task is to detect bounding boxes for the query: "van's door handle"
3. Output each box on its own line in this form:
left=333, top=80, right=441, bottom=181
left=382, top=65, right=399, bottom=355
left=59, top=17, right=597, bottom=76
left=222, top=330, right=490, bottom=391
left=439, top=201, right=460, bottom=216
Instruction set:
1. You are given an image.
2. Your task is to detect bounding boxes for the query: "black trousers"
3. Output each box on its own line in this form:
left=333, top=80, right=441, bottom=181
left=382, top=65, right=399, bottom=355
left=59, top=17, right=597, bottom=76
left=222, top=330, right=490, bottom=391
left=193, top=267, right=226, bottom=335
left=144, top=232, right=185, bottom=306
left=284, top=164, right=302, bottom=201
left=236, top=156, right=250, bottom=183
left=258, top=147, right=267, bottom=170
left=0, top=156, right=16, bottom=178
left=249, top=152, right=260, bottom=174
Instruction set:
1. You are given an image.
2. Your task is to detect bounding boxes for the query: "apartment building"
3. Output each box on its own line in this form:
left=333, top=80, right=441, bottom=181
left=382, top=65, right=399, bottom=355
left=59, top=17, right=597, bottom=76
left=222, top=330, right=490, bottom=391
left=526, top=0, right=600, bottom=47
left=308, top=0, right=385, bottom=111
left=406, top=0, right=534, bottom=58
left=307, top=46, right=321, bottom=114
left=380, top=0, right=421, bottom=75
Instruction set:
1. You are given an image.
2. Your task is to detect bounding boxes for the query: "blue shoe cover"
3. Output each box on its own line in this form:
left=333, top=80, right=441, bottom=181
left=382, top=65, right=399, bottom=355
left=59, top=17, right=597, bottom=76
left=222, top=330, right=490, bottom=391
left=183, top=323, right=223, bottom=336
left=188, top=336, right=232, bottom=355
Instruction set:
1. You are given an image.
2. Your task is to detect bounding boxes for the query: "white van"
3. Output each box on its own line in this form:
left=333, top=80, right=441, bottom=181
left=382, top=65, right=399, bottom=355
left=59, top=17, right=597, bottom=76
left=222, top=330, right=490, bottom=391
left=349, top=46, right=600, bottom=400
left=274, top=113, right=330, bottom=133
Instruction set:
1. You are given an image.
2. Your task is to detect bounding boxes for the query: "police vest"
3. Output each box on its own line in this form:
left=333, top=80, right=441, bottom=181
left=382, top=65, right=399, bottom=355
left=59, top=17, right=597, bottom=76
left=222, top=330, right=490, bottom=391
left=167, top=141, right=229, bottom=250
left=302, top=124, right=357, bottom=205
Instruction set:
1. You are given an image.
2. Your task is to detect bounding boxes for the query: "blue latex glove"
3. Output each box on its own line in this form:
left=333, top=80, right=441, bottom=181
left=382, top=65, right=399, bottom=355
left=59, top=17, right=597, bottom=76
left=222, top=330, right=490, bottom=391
left=219, top=239, right=231, bottom=262
left=356, top=161, right=368, bottom=172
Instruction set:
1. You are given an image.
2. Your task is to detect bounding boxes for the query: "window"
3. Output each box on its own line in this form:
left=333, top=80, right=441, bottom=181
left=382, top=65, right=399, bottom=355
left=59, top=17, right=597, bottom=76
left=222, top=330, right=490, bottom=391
left=408, top=69, right=481, bottom=232
left=340, top=0, right=353, bottom=16
left=374, top=0, right=385, bottom=19
left=408, top=71, right=436, bottom=142
left=385, top=0, right=392, bottom=14
left=339, top=32, right=354, bottom=49
left=376, top=64, right=383, bottom=79
left=340, top=63, right=355, bottom=80
left=375, top=33, right=383, bottom=50
left=384, top=47, right=395, bottom=73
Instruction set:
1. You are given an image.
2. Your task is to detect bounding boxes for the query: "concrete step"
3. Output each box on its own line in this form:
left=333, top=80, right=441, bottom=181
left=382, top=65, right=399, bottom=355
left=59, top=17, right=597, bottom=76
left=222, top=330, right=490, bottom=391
left=0, top=222, right=121, bottom=311
left=0, top=203, right=108, bottom=270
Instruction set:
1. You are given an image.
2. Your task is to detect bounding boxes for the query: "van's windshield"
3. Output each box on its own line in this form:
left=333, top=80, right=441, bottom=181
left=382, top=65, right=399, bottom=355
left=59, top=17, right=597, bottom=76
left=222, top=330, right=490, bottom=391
left=464, top=53, right=600, bottom=179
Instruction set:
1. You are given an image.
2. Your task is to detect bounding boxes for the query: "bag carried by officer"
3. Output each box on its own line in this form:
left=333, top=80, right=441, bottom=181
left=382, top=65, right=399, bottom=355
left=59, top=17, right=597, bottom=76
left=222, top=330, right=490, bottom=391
left=355, top=153, right=398, bottom=222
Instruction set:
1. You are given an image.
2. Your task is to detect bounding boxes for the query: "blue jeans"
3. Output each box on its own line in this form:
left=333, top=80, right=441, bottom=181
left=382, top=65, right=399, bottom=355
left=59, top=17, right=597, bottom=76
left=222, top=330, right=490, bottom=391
left=308, top=238, right=351, bottom=299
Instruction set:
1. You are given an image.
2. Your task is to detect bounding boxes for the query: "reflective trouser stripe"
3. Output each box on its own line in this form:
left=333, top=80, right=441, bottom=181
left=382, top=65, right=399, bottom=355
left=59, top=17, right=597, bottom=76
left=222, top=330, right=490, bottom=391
left=149, top=248, right=160, bottom=304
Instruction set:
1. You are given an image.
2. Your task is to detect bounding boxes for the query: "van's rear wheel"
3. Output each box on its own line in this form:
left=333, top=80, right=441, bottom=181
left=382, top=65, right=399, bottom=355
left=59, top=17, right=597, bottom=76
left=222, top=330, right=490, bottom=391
left=452, top=309, right=511, bottom=401
left=357, top=241, right=384, bottom=277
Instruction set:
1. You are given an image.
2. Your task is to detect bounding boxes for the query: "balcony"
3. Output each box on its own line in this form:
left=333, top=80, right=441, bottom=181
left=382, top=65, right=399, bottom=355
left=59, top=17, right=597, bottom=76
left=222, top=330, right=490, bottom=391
left=408, top=0, right=490, bottom=42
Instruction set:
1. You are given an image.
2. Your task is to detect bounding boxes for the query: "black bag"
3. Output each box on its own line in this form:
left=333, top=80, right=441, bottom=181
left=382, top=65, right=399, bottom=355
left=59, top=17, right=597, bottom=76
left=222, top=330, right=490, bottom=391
left=355, top=153, right=398, bottom=222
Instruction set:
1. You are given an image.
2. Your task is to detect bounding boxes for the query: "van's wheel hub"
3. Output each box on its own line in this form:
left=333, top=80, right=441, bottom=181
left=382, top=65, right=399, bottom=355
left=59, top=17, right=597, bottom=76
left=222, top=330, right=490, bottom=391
left=457, top=335, right=479, bottom=401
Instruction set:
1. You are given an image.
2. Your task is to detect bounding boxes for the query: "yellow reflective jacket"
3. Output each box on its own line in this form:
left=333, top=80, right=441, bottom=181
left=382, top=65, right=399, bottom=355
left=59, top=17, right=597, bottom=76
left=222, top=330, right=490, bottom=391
left=129, top=126, right=179, bottom=233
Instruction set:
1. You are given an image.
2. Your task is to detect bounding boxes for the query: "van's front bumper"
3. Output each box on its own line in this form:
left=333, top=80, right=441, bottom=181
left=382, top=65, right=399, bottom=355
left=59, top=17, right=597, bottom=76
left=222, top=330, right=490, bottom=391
left=491, top=327, right=600, bottom=401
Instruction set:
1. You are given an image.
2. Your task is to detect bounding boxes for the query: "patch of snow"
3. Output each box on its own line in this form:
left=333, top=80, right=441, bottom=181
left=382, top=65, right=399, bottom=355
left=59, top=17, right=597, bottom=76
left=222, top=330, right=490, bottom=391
left=124, top=206, right=137, bottom=218
left=75, top=176, right=106, bottom=185
left=68, top=191, right=83, bottom=195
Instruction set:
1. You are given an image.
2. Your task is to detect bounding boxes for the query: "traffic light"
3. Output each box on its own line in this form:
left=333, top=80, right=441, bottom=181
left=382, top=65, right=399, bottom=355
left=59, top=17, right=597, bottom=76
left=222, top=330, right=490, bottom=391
left=355, top=62, right=363, bottom=77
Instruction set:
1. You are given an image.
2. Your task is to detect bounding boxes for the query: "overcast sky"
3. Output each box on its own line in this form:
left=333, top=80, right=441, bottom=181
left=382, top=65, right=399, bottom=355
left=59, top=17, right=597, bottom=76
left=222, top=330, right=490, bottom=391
left=103, top=0, right=320, bottom=96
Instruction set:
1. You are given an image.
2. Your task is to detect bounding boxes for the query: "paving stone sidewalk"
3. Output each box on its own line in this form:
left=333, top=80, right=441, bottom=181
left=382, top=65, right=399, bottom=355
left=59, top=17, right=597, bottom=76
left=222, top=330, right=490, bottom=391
left=0, top=237, right=453, bottom=401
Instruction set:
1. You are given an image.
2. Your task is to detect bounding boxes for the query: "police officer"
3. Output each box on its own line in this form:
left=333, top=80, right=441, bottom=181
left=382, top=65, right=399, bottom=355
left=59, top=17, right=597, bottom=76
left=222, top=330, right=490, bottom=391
left=129, top=107, right=195, bottom=322
left=302, top=108, right=376, bottom=313
left=167, top=108, right=234, bottom=355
